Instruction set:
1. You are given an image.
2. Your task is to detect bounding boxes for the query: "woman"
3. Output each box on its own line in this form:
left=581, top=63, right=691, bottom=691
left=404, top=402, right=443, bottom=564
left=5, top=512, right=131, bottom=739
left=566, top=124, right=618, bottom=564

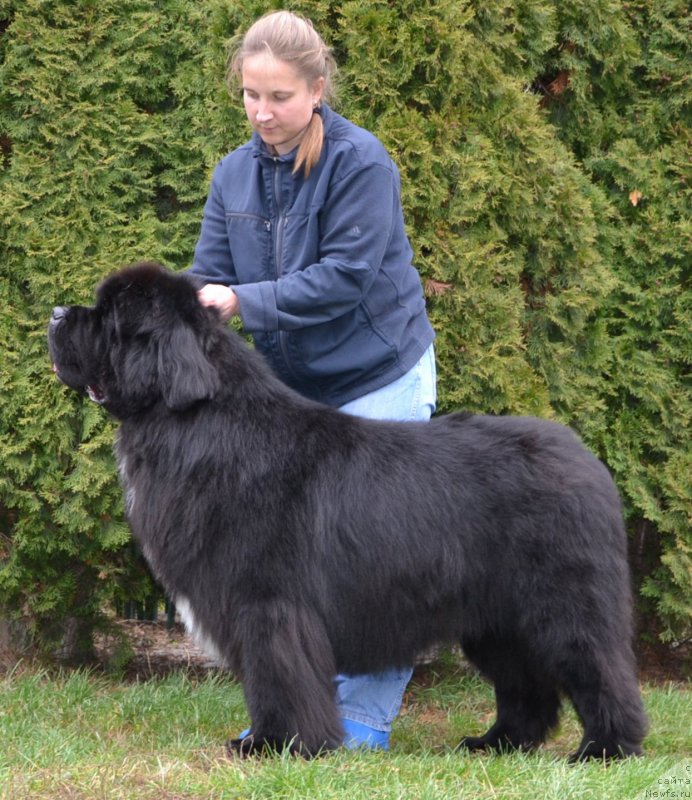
left=190, top=10, right=436, bottom=751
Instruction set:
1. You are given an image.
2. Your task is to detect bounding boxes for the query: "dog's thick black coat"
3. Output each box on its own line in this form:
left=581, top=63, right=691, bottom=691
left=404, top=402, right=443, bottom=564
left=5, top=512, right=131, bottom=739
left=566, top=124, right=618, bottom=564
left=48, top=263, right=648, bottom=760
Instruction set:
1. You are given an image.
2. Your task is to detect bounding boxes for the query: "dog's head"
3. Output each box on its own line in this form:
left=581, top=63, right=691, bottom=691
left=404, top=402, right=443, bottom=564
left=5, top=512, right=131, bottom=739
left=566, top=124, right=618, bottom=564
left=48, top=262, right=221, bottom=418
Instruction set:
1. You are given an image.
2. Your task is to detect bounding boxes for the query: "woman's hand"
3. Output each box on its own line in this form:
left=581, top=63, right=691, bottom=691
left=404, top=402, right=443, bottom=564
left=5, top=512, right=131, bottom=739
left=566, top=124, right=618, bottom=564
left=197, top=284, right=240, bottom=322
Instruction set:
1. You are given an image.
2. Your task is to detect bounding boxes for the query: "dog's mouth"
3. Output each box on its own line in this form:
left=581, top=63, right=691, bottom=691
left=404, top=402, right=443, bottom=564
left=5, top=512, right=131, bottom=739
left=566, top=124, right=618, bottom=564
left=86, top=385, right=106, bottom=405
left=52, top=363, right=106, bottom=405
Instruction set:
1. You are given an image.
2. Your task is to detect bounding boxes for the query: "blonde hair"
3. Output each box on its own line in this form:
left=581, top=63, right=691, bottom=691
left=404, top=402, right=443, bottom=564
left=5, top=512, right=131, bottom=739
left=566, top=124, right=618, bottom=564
left=228, top=11, right=337, bottom=178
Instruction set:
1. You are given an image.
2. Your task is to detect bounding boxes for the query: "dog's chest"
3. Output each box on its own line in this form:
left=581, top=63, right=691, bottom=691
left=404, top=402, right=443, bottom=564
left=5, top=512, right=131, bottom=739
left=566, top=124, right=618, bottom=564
left=114, top=437, right=164, bottom=563
left=115, top=448, right=137, bottom=517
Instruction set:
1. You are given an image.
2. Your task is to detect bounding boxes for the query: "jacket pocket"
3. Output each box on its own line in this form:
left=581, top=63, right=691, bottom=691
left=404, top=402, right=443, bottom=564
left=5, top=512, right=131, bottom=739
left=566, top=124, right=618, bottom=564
left=285, top=308, right=398, bottom=384
left=225, top=212, right=273, bottom=282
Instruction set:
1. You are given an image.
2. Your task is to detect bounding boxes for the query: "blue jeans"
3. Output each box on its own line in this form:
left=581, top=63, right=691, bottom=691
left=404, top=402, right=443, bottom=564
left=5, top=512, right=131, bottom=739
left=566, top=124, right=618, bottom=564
left=336, top=343, right=437, bottom=744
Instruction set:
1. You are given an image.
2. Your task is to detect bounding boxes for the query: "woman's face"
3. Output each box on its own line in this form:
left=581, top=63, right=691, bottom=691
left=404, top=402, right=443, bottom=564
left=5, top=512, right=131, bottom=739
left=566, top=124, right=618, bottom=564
left=242, top=53, right=324, bottom=156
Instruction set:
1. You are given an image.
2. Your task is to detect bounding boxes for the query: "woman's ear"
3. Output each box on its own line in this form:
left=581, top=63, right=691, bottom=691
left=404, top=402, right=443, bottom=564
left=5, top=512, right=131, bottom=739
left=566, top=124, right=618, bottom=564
left=312, top=76, right=325, bottom=107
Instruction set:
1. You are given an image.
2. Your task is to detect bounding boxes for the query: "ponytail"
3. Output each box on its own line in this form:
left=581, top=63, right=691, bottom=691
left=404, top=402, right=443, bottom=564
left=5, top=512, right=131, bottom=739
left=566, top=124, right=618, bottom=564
left=295, top=110, right=324, bottom=178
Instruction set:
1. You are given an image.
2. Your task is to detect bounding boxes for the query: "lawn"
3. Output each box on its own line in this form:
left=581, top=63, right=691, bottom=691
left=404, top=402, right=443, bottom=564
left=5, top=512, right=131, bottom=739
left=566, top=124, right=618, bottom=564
left=1, top=655, right=690, bottom=799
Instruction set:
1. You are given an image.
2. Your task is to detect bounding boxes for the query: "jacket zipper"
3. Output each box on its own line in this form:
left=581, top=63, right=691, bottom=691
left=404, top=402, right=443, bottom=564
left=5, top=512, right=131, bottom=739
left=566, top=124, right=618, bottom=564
left=273, top=159, right=287, bottom=277
left=272, top=159, right=295, bottom=378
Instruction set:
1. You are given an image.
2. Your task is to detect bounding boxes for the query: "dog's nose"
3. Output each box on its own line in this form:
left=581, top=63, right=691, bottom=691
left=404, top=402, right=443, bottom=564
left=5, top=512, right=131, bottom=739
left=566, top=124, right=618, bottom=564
left=49, top=307, right=69, bottom=334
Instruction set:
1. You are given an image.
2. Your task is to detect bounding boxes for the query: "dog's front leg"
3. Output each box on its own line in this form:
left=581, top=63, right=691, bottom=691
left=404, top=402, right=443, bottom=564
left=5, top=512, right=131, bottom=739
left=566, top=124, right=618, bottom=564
left=226, top=601, right=343, bottom=758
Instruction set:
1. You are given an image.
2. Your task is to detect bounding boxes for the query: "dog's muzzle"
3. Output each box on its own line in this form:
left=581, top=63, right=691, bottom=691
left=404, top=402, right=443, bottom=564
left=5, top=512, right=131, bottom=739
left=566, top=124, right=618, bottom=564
left=48, top=306, right=106, bottom=404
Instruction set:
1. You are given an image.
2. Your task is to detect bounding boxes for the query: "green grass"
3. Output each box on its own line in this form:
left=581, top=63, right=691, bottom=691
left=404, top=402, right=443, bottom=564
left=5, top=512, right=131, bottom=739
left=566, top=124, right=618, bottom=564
left=1, top=660, right=689, bottom=800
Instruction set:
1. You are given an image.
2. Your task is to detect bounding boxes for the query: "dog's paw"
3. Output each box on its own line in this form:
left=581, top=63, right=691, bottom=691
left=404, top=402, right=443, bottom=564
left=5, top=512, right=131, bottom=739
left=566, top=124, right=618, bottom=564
left=456, top=735, right=491, bottom=753
left=567, top=741, right=644, bottom=763
left=457, top=732, right=534, bottom=755
left=225, top=732, right=277, bottom=758
left=225, top=732, right=329, bottom=759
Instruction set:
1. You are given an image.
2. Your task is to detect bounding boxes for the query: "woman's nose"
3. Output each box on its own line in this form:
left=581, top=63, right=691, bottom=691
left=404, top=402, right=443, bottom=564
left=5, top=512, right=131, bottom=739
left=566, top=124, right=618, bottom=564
left=256, top=101, right=273, bottom=121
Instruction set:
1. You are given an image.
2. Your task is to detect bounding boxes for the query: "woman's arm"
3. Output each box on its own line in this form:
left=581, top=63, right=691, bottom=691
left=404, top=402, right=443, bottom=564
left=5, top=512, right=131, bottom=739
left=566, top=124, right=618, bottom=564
left=189, top=165, right=237, bottom=287
left=234, top=163, right=399, bottom=332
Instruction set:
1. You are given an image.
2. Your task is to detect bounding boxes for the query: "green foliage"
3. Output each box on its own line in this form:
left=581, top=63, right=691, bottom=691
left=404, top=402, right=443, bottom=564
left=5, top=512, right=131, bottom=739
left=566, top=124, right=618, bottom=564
left=533, top=0, right=691, bottom=639
left=0, top=0, right=689, bottom=655
left=0, top=0, right=242, bottom=655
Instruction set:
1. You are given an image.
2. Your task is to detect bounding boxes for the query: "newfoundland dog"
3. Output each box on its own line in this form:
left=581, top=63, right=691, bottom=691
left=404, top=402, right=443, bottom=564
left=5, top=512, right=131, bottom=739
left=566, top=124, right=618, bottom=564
left=48, top=262, right=647, bottom=760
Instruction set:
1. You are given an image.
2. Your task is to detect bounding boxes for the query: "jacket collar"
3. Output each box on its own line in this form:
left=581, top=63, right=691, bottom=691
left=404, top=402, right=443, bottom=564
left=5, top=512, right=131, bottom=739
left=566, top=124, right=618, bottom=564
left=251, top=135, right=295, bottom=163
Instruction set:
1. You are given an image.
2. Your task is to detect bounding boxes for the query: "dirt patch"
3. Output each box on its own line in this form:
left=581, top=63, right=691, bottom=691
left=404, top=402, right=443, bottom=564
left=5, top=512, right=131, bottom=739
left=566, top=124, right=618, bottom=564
left=95, top=618, right=690, bottom=684
left=636, top=637, right=690, bottom=684
left=95, top=619, right=220, bottom=680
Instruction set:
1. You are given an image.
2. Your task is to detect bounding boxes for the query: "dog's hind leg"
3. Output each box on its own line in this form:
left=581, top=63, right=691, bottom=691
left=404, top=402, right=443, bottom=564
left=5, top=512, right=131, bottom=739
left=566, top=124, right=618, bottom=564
left=225, top=601, right=343, bottom=758
left=458, top=635, right=560, bottom=754
left=559, top=647, right=648, bottom=761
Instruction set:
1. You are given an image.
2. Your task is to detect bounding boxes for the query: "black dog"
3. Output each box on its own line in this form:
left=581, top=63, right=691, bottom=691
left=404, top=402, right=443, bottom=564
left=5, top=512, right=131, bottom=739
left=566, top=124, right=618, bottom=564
left=48, top=262, right=648, bottom=759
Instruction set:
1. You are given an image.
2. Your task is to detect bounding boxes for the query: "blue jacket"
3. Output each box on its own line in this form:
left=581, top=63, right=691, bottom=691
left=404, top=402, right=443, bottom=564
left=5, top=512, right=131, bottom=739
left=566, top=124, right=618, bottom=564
left=190, top=104, right=435, bottom=406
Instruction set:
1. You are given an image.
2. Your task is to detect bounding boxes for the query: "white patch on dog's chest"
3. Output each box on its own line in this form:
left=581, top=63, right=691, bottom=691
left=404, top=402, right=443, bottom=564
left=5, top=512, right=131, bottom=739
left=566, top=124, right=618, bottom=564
left=115, top=446, right=155, bottom=566
left=124, top=480, right=137, bottom=517
left=175, top=595, right=225, bottom=667
left=115, top=446, right=137, bottom=516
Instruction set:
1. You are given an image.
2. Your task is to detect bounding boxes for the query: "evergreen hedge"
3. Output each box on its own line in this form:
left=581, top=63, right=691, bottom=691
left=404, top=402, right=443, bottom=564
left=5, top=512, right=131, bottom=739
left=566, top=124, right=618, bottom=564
left=1, top=0, right=689, bottom=660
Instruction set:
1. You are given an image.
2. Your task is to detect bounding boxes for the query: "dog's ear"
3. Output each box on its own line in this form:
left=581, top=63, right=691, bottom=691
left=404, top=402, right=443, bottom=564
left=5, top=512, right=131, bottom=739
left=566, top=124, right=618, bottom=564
left=157, top=323, right=221, bottom=411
